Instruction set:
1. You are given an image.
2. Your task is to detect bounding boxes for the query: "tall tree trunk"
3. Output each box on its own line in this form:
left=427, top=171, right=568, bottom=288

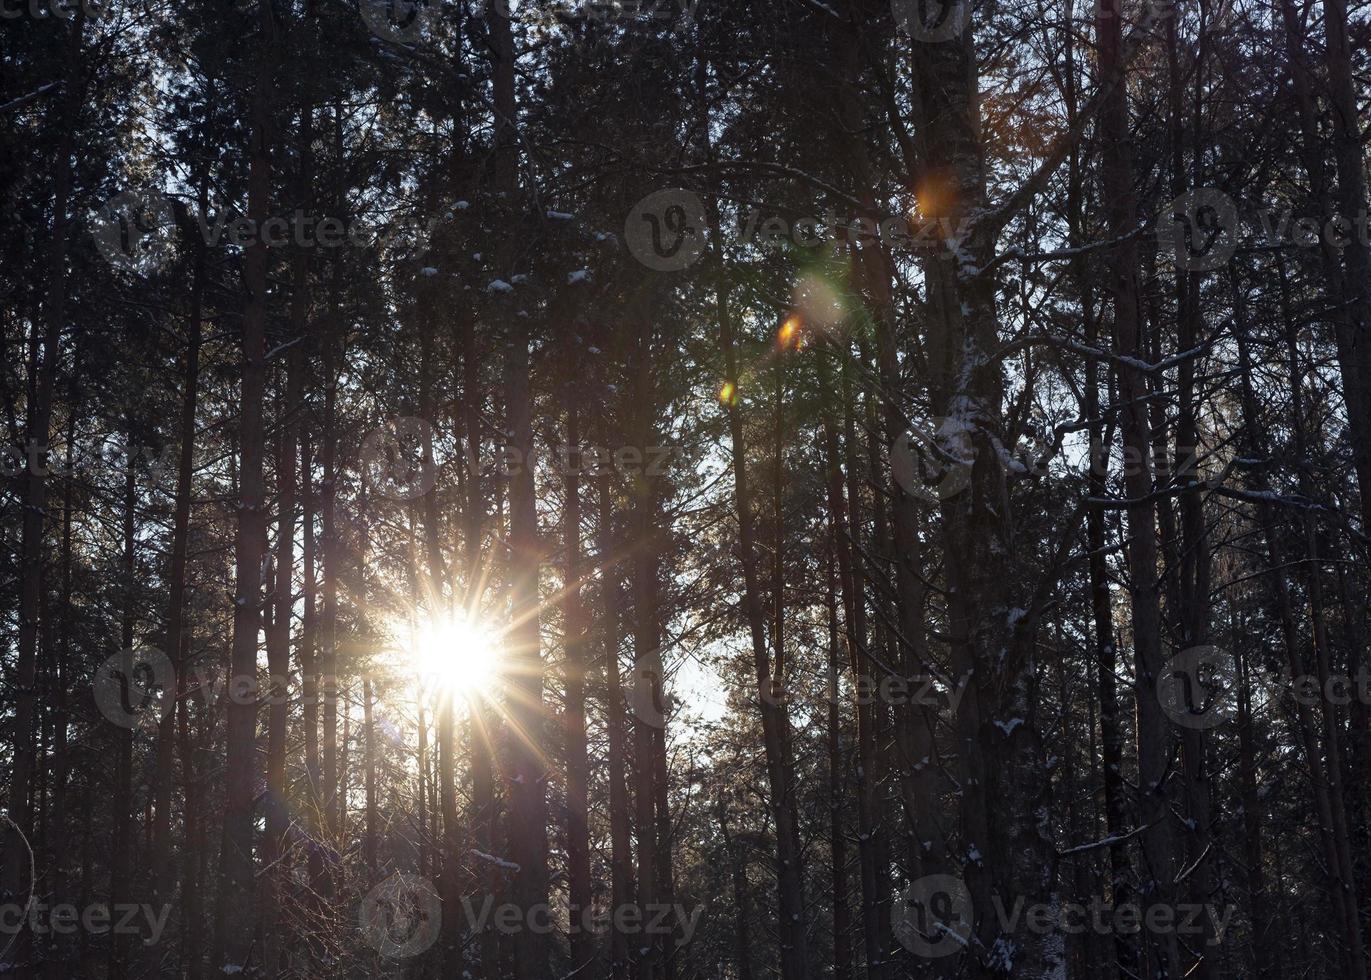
left=178, top=609, right=204, bottom=980
left=909, top=4, right=1059, bottom=971
left=720, top=805, right=755, bottom=980
left=301, top=437, right=322, bottom=894
left=825, top=528, right=852, bottom=980
left=817, top=342, right=886, bottom=980
left=263, top=251, right=306, bottom=975
left=4, top=19, right=85, bottom=971
left=504, top=315, right=548, bottom=980
left=835, top=22, right=944, bottom=929
left=628, top=319, right=668, bottom=980
left=488, top=6, right=547, bottom=977
left=714, top=285, right=810, bottom=980
left=214, top=0, right=275, bottom=965
left=320, top=105, right=345, bottom=878
left=1254, top=256, right=1370, bottom=978
left=1094, top=2, right=1179, bottom=973
left=43, top=419, right=76, bottom=980
left=1322, top=0, right=1371, bottom=536
left=598, top=471, right=635, bottom=980
left=363, top=676, right=377, bottom=878
left=1165, top=20, right=1221, bottom=971
left=563, top=386, right=594, bottom=974
left=151, top=197, right=206, bottom=926
left=693, top=52, right=810, bottom=976
left=109, top=422, right=137, bottom=980
left=463, top=308, right=498, bottom=979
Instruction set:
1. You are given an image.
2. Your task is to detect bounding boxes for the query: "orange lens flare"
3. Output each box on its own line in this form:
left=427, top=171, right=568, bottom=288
left=777, top=316, right=801, bottom=348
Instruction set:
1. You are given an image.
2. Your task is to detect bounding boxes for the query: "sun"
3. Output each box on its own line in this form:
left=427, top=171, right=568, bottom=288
left=409, top=612, right=502, bottom=702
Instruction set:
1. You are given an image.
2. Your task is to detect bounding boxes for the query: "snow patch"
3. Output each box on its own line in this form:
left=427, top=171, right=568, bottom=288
left=993, top=717, right=1024, bottom=737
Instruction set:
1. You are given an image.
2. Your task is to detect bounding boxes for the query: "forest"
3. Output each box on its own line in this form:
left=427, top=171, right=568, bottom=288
left=3, top=0, right=1371, bottom=976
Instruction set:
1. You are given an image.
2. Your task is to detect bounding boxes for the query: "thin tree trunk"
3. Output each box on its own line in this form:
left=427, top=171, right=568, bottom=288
left=628, top=320, right=668, bottom=980
left=1322, top=0, right=1371, bottom=537
left=598, top=471, right=635, bottom=980
left=301, top=437, right=322, bottom=893
left=43, top=419, right=76, bottom=980
left=830, top=347, right=887, bottom=980
left=464, top=308, right=499, bottom=979
left=1258, top=256, right=1369, bottom=978
left=151, top=196, right=206, bottom=929
left=720, top=805, right=755, bottom=980
left=214, top=0, right=275, bottom=964
left=109, top=422, right=137, bottom=980
left=263, top=251, right=306, bottom=975
left=1094, top=2, right=1179, bottom=973
left=714, top=286, right=810, bottom=980
left=825, top=527, right=852, bottom=980
left=563, top=386, right=595, bottom=974
left=320, top=105, right=345, bottom=879
left=4, top=19, right=85, bottom=971
left=488, top=6, right=547, bottom=976
left=364, top=676, right=377, bottom=878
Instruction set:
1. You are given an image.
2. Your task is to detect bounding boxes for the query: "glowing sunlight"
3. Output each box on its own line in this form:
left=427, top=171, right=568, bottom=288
left=408, top=612, right=502, bottom=702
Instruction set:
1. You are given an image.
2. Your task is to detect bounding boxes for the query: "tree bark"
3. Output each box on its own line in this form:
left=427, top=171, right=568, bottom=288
left=4, top=18, right=85, bottom=969
left=214, top=0, right=275, bottom=964
left=109, top=421, right=137, bottom=980
left=563, top=383, right=595, bottom=975
left=151, top=196, right=206, bottom=927
left=1094, top=3, right=1179, bottom=973
left=598, top=471, right=635, bottom=980
left=825, top=527, right=852, bottom=980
